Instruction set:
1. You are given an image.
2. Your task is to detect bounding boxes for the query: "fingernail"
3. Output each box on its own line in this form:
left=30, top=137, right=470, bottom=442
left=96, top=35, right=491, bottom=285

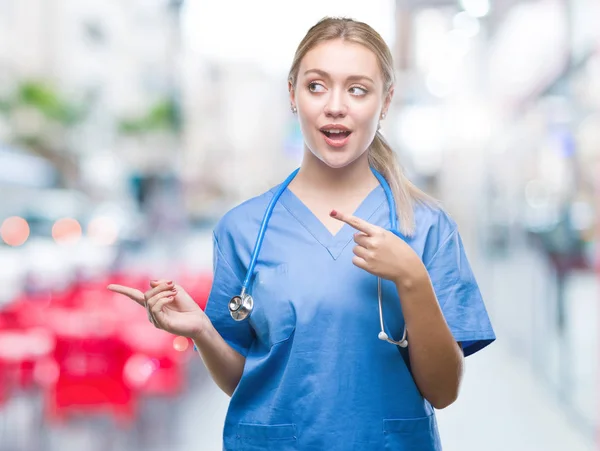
left=167, top=281, right=173, bottom=286
left=330, top=210, right=337, bottom=217
left=167, top=296, right=174, bottom=300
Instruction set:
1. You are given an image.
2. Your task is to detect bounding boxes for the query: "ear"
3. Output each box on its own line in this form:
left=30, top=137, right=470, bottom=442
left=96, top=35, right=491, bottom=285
left=382, top=86, right=395, bottom=116
left=288, top=79, right=296, bottom=108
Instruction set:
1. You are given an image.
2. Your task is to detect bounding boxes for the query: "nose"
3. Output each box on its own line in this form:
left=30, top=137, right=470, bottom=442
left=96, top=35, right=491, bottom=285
left=324, top=90, right=347, bottom=118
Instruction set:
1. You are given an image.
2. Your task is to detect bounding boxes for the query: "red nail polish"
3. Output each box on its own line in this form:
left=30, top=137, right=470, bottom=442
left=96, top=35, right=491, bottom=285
left=330, top=209, right=337, bottom=217
left=167, top=281, right=173, bottom=286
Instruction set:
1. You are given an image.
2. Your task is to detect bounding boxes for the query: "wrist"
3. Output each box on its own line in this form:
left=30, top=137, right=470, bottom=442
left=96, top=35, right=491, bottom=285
left=190, top=316, right=211, bottom=344
left=394, top=263, right=429, bottom=294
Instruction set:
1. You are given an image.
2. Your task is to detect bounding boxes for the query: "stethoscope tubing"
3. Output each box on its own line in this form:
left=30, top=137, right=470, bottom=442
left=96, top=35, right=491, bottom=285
left=230, top=166, right=408, bottom=348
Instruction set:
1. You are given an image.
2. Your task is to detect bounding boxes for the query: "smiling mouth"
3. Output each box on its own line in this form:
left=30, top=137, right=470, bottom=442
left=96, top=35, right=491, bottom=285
left=321, top=130, right=352, bottom=139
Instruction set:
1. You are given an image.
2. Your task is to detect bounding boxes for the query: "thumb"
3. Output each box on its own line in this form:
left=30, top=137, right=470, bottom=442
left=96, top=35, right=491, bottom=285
left=149, top=279, right=170, bottom=288
left=107, top=284, right=145, bottom=306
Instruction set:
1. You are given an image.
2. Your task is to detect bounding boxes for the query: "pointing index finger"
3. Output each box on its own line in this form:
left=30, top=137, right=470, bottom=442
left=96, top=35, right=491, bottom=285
left=107, top=284, right=145, bottom=306
left=330, top=209, right=377, bottom=235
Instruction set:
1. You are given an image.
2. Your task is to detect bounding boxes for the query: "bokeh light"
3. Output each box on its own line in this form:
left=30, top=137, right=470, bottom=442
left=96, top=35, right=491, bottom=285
left=33, top=357, right=60, bottom=387
left=87, top=216, right=119, bottom=246
left=173, top=336, right=189, bottom=352
left=52, top=218, right=82, bottom=244
left=123, top=354, right=158, bottom=388
left=1, top=216, right=30, bottom=246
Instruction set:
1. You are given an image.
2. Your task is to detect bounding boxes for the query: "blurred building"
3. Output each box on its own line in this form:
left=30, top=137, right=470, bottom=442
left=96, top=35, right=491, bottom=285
left=180, top=58, right=297, bottom=218
left=0, top=0, right=183, bottom=199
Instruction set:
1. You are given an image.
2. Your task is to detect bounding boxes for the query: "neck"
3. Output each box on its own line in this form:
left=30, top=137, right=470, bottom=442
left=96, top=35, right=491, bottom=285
left=292, top=148, right=378, bottom=196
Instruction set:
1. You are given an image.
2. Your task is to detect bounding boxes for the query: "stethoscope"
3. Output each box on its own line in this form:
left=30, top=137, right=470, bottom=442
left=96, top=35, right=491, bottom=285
left=228, top=167, right=408, bottom=348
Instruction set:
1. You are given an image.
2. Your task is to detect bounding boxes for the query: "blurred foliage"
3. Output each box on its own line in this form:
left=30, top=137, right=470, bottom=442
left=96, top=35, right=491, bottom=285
left=0, top=80, right=87, bottom=126
left=0, top=80, right=87, bottom=187
left=18, top=82, right=84, bottom=125
left=118, top=97, right=180, bottom=135
left=0, top=98, right=9, bottom=114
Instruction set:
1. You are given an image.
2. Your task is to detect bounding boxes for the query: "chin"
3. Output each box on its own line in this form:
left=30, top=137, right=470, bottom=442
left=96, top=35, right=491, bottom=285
left=320, top=157, right=353, bottom=169
left=314, top=148, right=364, bottom=169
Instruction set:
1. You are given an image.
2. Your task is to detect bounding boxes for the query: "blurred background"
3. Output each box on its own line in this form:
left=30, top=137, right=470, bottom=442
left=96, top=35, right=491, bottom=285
left=0, top=0, right=598, bottom=450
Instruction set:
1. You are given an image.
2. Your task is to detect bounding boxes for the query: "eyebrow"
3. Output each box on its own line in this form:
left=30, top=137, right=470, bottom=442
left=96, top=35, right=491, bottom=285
left=303, top=68, right=375, bottom=85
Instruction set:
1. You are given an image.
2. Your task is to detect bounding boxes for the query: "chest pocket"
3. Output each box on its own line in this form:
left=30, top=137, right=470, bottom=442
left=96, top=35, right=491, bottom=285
left=249, top=265, right=296, bottom=348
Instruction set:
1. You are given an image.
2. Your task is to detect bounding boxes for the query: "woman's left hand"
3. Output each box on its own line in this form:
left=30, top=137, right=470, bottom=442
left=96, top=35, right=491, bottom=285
left=330, top=209, right=426, bottom=286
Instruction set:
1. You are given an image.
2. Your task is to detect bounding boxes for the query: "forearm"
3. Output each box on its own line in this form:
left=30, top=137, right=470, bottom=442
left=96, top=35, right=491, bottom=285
left=396, top=270, right=463, bottom=409
left=192, top=321, right=246, bottom=397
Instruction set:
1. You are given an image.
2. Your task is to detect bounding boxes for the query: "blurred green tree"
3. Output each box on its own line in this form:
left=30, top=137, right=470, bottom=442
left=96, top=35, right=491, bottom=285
left=0, top=80, right=88, bottom=187
left=117, top=97, right=181, bottom=135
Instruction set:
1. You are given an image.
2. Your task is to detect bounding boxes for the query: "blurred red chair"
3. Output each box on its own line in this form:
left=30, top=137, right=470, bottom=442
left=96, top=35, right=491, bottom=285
left=0, top=296, right=49, bottom=329
left=43, top=307, right=137, bottom=427
left=1, top=270, right=198, bottom=428
left=0, top=321, right=56, bottom=392
left=0, top=294, right=55, bottom=366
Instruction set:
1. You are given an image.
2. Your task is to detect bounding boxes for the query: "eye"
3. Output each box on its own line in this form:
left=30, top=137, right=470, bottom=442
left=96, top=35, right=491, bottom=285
left=349, top=86, right=368, bottom=96
left=308, top=82, right=326, bottom=93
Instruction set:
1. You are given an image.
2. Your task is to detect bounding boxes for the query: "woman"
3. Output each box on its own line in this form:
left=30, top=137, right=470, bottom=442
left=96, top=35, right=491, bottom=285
left=109, top=17, right=496, bottom=450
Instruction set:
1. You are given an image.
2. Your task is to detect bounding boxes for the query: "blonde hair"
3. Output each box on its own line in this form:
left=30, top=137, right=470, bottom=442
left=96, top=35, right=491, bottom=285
left=288, top=17, right=437, bottom=236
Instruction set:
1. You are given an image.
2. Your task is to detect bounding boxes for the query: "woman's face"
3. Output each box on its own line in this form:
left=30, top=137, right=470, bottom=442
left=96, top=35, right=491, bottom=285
left=290, top=39, right=392, bottom=169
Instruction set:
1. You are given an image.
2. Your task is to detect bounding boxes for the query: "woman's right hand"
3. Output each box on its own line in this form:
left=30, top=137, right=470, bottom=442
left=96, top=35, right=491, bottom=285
left=107, top=279, right=210, bottom=339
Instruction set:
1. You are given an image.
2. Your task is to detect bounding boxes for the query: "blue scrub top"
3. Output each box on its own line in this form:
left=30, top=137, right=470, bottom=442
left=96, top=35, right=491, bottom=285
left=205, top=182, right=496, bottom=451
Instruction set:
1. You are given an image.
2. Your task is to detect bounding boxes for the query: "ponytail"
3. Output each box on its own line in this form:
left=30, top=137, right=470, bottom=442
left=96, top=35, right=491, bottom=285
left=368, top=131, right=438, bottom=237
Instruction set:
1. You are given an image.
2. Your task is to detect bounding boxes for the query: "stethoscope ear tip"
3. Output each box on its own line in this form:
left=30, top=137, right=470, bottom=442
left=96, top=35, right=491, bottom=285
left=378, top=331, right=409, bottom=348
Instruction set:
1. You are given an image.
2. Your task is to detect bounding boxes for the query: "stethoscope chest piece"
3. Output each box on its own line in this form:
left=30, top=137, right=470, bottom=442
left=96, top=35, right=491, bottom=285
left=229, top=293, right=254, bottom=321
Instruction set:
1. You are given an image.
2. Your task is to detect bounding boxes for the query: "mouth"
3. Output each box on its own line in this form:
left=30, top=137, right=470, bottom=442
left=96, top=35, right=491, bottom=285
left=320, top=129, right=352, bottom=140
left=319, top=127, right=352, bottom=148
left=319, top=126, right=352, bottom=144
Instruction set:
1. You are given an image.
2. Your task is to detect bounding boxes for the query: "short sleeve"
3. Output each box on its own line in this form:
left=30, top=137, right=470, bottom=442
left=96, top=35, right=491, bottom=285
left=202, top=232, right=255, bottom=357
left=426, top=229, right=496, bottom=357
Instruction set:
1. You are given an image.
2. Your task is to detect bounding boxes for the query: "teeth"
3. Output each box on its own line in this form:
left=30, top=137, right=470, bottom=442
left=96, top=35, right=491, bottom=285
left=324, top=129, right=347, bottom=133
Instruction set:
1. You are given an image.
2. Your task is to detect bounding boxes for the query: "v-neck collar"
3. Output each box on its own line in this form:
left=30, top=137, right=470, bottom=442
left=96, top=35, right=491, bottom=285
left=277, top=185, right=386, bottom=260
